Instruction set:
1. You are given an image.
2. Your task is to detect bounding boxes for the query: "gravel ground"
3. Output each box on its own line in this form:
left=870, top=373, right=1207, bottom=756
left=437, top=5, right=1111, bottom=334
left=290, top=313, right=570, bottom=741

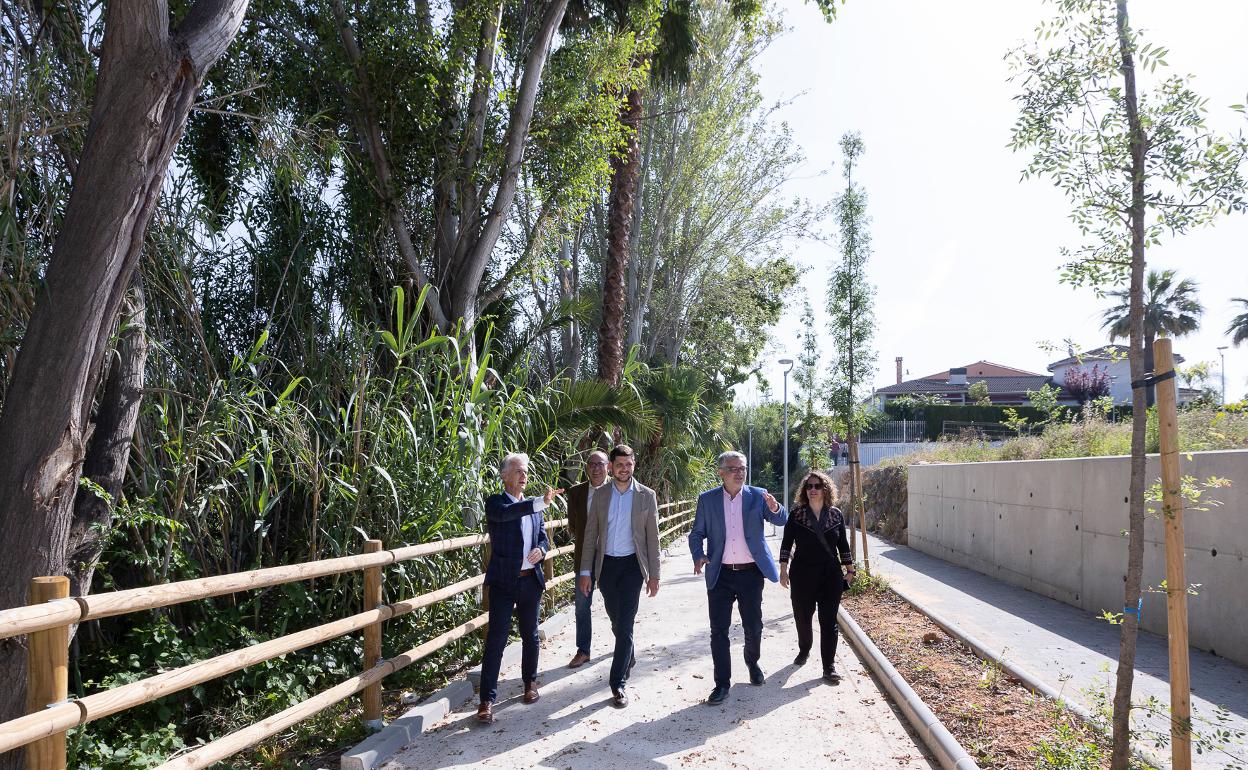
left=383, top=534, right=936, bottom=770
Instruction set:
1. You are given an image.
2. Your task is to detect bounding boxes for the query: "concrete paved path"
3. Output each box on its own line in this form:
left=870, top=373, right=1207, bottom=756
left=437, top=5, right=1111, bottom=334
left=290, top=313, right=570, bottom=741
left=383, top=534, right=936, bottom=770
left=865, top=533, right=1248, bottom=769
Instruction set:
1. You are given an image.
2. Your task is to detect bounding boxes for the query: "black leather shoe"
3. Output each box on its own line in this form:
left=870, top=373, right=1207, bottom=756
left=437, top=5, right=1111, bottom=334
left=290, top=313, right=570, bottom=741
left=612, top=688, right=629, bottom=708
left=793, top=651, right=809, bottom=666
left=748, top=665, right=765, bottom=686
left=706, top=685, right=730, bottom=705
left=823, top=668, right=841, bottom=684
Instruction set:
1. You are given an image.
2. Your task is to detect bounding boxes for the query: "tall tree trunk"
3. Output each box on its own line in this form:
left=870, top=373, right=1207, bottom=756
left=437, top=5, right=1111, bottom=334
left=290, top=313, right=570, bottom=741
left=67, top=282, right=149, bottom=603
left=449, top=0, right=571, bottom=332
left=1111, top=2, right=1149, bottom=766
left=0, top=0, right=248, bottom=752
left=597, top=84, right=644, bottom=385
left=625, top=116, right=653, bottom=349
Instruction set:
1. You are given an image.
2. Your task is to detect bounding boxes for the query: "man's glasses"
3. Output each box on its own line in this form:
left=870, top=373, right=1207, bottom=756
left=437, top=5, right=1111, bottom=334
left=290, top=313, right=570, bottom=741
left=804, top=482, right=825, bottom=491
left=587, top=461, right=607, bottom=467
left=722, top=466, right=747, bottom=475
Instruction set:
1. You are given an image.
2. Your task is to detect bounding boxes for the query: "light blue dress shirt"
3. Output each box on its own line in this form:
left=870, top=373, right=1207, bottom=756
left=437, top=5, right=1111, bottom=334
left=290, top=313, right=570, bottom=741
left=605, top=479, right=636, bottom=557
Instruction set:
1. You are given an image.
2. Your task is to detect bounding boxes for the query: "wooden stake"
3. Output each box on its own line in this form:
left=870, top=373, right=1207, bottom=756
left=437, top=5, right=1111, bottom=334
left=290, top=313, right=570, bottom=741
left=481, top=542, right=492, bottom=612
left=27, top=576, right=69, bottom=770
left=849, top=438, right=870, bottom=575
left=1155, top=337, right=1191, bottom=770
left=362, top=540, right=383, bottom=730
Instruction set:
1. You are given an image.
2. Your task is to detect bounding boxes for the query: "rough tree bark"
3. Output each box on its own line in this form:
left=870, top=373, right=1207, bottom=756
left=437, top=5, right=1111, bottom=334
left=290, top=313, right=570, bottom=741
left=0, top=0, right=248, bottom=756
left=448, top=0, right=571, bottom=333
left=1110, top=2, right=1149, bottom=767
left=597, top=84, right=644, bottom=386
left=67, top=283, right=149, bottom=602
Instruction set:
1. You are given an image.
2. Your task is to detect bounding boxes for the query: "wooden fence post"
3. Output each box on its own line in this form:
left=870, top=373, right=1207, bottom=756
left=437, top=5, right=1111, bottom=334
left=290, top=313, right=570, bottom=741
left=26, top=576, right=69, bottom=770
left=481, top=542, right=491, bottom=612
left=362, top=540, right=384, bottom=732
left=542, top=523, right=556, bottom=614
left=1155, top=338, right=1192, bottom=770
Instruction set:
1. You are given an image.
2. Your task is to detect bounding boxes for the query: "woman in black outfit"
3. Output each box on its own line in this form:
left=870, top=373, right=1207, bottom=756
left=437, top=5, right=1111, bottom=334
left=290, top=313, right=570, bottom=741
left=779, top=469, right=855, bottom=683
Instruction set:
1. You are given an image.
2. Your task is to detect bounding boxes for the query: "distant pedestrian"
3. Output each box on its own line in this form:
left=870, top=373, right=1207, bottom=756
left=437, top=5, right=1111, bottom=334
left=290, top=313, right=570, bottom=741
left=477, top=453, right=562, bottom=724
left=565, top=450, right=610, bottom=668
left=829, top=436, right=841, bottom=466
left=779, top=469, right=854, bottom=683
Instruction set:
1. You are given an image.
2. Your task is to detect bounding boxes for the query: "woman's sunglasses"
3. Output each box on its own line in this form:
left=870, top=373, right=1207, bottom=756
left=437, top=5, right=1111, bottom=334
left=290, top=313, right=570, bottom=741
left=804, top=482, right=825, bottom=491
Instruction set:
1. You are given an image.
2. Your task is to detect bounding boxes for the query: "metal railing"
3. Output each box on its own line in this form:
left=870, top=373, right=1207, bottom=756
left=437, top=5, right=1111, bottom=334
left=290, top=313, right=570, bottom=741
left=0, top=497, right=696, bottom=769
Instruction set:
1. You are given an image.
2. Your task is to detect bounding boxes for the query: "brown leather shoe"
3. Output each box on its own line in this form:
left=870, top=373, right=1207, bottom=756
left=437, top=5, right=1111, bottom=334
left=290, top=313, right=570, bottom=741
left=523, top=682, right=540, bottom=704
left=476, top=701, right=494, bottom=724
left=567, top=651, right=591, bottom=668
left=612, top=688, right=629, bottom=708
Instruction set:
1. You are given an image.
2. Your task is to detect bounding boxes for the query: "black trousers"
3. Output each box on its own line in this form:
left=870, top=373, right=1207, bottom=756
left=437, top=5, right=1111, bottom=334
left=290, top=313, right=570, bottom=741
left=708, top=565, right=764, bottom=688
left=790, top=565, right=844, bottom=672
left=480, top=571, right=542, bottom=703
left=598, top=554, right=643, bottom=691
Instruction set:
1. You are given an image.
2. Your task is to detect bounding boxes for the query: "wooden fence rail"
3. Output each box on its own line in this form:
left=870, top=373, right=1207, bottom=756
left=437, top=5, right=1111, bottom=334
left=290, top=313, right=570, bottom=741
left=0, top=497, right=696, bottom=769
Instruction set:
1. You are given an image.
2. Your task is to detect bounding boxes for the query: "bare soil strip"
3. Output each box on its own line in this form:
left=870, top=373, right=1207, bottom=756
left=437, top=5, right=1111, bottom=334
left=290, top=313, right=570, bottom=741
left=843, top=585, right=1114, bottom=770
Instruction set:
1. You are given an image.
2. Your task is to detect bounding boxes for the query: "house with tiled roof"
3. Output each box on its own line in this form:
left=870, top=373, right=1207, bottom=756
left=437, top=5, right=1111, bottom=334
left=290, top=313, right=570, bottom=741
left=874, top=359, right=1070, bottom=406
left=875, top=349, right=1203, bottom=408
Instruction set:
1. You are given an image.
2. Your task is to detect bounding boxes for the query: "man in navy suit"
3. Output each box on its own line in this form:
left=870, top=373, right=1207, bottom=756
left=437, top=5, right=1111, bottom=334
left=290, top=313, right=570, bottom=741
left=477, top=452, right=562, bottom=724
left=689, top=450, right=788, bottom=705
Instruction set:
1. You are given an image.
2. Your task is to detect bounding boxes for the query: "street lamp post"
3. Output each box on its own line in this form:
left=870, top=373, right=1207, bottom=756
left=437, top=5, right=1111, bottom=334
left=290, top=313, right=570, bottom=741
left=779, top=358, right=795, bottom=520
left=1218, top=346, right=1229, bottom=405
left=747, top=422, right=754, bottom=487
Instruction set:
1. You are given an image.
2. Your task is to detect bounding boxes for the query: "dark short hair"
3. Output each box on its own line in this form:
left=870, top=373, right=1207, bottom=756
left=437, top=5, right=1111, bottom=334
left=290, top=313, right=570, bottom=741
left=609, top=444, right=635, bottom=462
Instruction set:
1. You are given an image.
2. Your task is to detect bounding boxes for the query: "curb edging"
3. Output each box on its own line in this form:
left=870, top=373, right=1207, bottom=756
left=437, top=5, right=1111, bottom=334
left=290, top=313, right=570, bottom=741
left=838, top=606, right=981, bottom=770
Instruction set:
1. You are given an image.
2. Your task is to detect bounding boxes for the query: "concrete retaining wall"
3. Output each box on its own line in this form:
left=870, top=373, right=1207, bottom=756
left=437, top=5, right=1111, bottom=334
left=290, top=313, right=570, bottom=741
left=907, top=450, right=1248, bottom=667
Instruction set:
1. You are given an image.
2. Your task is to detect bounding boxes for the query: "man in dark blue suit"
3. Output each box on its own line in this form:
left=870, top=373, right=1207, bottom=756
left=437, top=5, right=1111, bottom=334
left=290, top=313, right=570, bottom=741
left=689, top=450, right=788, bottom=705
left=477, top=452, right=562, bottom=724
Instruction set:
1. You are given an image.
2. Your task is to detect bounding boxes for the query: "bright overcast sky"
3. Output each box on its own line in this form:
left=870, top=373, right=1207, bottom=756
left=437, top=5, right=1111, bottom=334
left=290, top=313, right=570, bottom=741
left=743, top=0, right=1248, bottom=403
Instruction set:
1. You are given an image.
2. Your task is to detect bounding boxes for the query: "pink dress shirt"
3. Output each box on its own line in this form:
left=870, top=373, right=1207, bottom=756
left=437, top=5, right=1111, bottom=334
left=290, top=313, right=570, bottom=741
left=721, top=488, right=754, bottom=564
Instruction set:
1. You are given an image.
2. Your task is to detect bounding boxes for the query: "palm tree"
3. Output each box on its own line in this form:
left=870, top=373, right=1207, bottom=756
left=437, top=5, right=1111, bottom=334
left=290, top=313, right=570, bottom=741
left=1101, top=269, right=1204, bottom=404
left=1228, top=298, right=1248, bottom=347
left=594, top=0, right=698, bottom=386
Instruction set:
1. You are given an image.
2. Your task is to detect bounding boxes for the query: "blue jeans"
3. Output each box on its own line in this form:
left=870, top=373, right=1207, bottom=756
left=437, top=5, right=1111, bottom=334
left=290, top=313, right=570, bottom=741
left=575, top=576, right=595, bottom=655
left=708, top=565, right=764, bottom=688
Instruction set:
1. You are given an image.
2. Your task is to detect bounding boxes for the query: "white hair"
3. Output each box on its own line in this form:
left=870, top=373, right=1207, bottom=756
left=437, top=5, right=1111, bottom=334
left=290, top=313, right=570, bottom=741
left=500, top=452, right=530, bottom=474
left=717, top=451, right=747, bottom=468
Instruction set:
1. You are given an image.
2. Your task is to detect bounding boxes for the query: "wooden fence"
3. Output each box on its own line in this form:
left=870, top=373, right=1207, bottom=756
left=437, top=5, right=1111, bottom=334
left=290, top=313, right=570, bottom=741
left=0, top=498, right=697, bottom=770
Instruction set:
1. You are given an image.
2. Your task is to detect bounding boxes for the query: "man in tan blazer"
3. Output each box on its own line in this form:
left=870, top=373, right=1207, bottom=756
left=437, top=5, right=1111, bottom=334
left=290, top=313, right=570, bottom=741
left=577, top=444, right=660, bottom=708
left=565, top=450, right=609, bottom=668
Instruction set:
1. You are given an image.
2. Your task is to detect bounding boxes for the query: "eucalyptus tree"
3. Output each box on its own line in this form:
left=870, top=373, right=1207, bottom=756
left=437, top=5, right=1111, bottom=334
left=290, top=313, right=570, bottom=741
left=233, top=0, right=630, bottom=336
left=827, top=131, right=876, bottom=561
left=1009, top=1, right=1248, bottom=764
left=1101, top=269, right=1203, bottom=405
left=0, top=0, right=250, bottom=746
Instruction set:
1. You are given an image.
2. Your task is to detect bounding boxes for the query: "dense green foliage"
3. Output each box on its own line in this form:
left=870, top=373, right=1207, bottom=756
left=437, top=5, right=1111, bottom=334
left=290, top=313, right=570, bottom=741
left=880, top=402, right=1051, bottom=441
left=0, top=0, right=819, bottom=765
left=879, top=404, right=1248, bottom=466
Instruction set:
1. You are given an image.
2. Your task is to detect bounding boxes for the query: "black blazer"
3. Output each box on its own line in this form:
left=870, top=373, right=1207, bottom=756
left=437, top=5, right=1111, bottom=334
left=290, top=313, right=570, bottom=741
left=483, top=493, right=550, bottom=588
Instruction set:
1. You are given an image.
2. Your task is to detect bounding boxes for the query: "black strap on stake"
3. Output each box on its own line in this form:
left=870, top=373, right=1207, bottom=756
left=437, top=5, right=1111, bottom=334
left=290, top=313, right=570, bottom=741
left=1131, top=370, right=1176, bottom=390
